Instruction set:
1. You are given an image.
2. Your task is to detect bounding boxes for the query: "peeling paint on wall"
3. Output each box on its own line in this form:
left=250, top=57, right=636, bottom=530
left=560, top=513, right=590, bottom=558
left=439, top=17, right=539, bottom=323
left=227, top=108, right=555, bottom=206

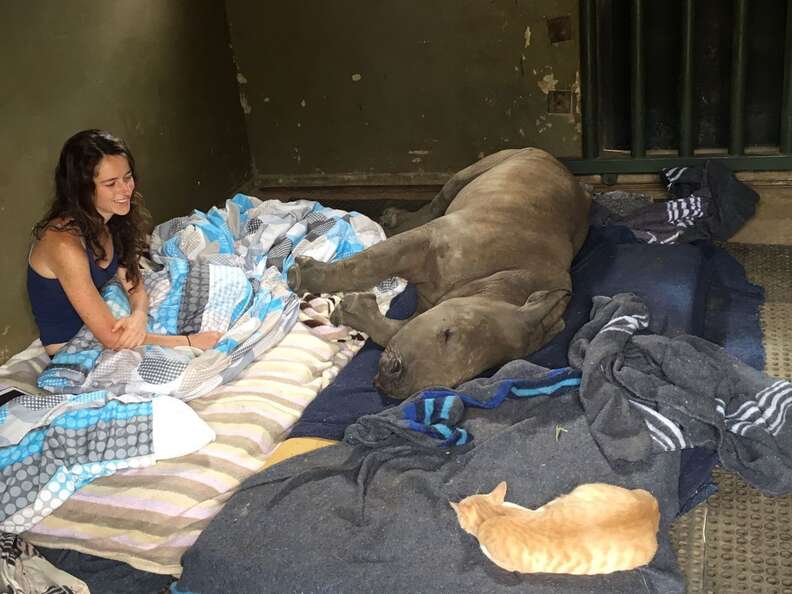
left=300, top=99, right=307, bottom=107
left=351, top=73, right=362, bottom=82
left=239, top=92, right=252, bottom=115
left=408, top=149, right=429, bottom=155
left=537, top=72, right=558, bottom=95
left=535, top=114, right=553, bottom=134
left=572, top=70, right=581, bottom=117
left=0, top=325, right=10, bottom=363
left=524, top=25, right=532, bottom=47
left=231, top=51, right=252, bottom=116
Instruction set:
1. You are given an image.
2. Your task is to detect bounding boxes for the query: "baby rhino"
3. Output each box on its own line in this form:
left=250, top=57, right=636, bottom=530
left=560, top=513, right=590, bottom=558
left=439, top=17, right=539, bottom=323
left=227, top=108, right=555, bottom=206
left=288, top=148, right=590, bottom=399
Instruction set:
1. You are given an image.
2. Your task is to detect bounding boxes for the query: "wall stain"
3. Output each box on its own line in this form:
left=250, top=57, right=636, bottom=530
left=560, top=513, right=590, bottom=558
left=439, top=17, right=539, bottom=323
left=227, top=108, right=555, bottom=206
left=239, top=92, right=252, bottom=115
left=231, top=51, right=252, bottom=115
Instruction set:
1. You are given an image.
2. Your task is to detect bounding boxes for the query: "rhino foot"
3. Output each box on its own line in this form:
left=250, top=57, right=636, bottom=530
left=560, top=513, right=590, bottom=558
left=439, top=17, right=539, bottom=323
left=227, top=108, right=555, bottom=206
left=380, top=207, right=409, bottom=230
left=287, top=256, right=327, bottom=294
left=331, top=292, right=380, bottom=330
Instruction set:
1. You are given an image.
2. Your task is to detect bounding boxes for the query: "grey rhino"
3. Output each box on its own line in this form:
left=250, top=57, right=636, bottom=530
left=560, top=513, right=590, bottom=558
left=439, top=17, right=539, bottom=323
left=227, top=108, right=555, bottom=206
left=287, top=148, right=591, bottom=399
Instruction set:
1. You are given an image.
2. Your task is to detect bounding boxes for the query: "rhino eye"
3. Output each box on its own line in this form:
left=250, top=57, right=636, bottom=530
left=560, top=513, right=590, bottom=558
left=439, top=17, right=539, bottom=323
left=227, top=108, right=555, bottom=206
left=443, top=328, right=453, bottom=343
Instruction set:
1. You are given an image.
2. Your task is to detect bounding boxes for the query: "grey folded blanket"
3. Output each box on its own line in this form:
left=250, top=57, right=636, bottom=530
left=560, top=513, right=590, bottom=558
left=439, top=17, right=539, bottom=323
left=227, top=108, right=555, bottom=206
left=571, top=293, right=792, bottom=495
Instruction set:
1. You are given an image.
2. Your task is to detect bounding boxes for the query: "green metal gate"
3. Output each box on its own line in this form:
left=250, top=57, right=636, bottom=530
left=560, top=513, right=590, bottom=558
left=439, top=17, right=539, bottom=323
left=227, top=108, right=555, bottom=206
left=564, top=0, right=792, bottom=174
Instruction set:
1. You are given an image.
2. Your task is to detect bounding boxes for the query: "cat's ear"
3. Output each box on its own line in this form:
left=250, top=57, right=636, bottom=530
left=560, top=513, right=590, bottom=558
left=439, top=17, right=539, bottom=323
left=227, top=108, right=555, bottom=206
left=490, top=481, right=508, bottom=503
left=449, top=501, right=459, bottom=513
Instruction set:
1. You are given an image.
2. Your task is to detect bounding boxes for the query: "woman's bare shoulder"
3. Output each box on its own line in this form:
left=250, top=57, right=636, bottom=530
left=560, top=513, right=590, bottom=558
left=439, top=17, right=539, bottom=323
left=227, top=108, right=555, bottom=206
left=37, top=223, right=82, bottom=249
left=31, top=222, right=84, bottom=272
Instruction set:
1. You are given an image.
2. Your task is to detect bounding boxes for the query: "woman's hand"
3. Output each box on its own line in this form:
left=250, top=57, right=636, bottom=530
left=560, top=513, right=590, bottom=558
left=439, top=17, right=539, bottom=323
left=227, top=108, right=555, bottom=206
left=111, top=310, right=148, bottom=349
left=187, top=331, right=223, bottom=351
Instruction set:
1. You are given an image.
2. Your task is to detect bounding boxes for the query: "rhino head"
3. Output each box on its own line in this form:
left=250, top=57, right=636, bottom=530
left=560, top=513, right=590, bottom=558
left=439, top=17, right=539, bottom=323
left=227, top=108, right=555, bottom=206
left=374, top=289, right=570, bottom=399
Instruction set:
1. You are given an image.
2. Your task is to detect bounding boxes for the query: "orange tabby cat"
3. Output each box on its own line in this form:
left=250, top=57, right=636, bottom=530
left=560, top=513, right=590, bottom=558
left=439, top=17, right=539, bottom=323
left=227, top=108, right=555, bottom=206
left=450, top=481, right=660, bottom=575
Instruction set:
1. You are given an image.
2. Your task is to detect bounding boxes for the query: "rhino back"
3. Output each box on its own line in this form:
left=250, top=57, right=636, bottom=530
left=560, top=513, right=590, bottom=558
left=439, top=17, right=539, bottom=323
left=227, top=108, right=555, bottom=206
left=419, top=149, right=589, bottom=298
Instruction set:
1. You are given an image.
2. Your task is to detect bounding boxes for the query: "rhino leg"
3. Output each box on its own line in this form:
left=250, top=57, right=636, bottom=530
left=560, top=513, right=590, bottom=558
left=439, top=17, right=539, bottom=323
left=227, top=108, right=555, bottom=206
left=331, top=292, right=410, bottom=347
left=379, top=205, right=437, bottom=237
left=380, top=148, right=532, bottom=237
left=287, top=227, right=431, bottom=294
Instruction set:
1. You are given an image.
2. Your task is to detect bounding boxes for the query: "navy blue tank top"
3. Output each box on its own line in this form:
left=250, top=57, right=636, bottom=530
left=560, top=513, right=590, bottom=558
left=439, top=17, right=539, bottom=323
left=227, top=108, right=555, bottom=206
left=27, top=243, right=119, bottom=345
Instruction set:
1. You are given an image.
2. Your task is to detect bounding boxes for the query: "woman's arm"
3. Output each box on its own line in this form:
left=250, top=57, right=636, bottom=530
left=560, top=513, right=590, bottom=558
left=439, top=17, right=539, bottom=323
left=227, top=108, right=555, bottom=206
left=46, top=232, right=129, bottom=350
left=112, top=266, right=149, bottom=348
left=45, top=233, right=222, bottom=352
left=114, top=267, right=223, bottom=350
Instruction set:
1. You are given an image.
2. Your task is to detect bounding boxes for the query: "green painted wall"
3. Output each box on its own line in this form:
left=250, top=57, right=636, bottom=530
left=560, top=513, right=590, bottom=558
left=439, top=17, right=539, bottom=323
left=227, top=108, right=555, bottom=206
left=225, top=0, right=582, bottom=182
left=0, top=1, right=251, bottom=362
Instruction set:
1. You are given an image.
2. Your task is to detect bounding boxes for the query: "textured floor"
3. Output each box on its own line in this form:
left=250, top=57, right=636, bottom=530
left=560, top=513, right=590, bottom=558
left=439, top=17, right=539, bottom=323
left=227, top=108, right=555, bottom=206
left=670, top=243, right=792, bottom=593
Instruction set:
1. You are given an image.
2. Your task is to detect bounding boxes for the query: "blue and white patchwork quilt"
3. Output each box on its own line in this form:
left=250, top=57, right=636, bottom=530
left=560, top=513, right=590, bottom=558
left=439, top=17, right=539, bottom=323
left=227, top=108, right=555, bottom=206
left=0, top=195, right=397, bottom=532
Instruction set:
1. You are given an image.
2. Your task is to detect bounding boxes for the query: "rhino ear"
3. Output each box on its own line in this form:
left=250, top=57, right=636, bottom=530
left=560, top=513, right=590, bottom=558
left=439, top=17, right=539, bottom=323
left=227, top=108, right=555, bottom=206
left=518, top=289, right=570, bottom=340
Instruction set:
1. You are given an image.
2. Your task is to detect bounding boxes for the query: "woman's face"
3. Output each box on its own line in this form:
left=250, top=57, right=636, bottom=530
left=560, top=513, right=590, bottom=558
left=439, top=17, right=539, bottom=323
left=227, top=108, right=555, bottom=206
left=93, top=154, right=134, bottom=221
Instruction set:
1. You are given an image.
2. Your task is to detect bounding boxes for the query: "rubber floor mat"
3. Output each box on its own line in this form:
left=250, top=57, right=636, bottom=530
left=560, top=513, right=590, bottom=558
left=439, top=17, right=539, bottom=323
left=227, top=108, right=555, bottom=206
left=671, top=243, right=792, bottom=594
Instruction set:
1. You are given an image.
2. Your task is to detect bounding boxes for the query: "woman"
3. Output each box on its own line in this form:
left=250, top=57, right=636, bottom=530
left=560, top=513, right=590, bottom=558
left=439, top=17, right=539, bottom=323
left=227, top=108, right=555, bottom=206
left=28, top=129, right=221, bottom=357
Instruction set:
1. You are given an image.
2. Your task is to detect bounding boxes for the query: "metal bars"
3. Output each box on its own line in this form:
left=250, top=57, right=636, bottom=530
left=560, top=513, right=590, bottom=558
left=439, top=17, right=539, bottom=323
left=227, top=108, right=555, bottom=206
left=630, top=0, right=646, bottom=157
left=568, top=0, right=792, bottom=174
left=781, top=0, right=792, bottom=153
left=729, top=0, right=748, bottom=155
left=580, top=0, right=599, bottom=159
left=679, top=0, right=696, bottom=157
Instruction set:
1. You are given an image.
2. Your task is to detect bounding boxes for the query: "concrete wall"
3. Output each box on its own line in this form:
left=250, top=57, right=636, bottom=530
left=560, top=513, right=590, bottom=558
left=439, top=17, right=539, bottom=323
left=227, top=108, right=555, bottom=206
left=225, top=0, right=582, bottom=183
left=0, top=0, right=251, bottom=362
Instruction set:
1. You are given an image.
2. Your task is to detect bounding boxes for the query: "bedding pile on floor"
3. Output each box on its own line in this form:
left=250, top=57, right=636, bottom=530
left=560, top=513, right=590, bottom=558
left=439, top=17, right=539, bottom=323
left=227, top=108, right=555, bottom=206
left=0, top=197, right=405, bottom=583
left=36, top=194, right=392, bottom=400
left=177, top=358, right=686, bottom=593
left=0, top=182, right=769, bottom=592
left=20, top=305, right=366, bottom=575
left=175, top=287, right=788, bottom=594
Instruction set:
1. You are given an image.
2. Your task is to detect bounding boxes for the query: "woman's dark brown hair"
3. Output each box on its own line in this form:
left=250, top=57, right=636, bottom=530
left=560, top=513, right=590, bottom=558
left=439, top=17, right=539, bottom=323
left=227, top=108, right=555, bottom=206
left=33, top=129, right=151, bottom=287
